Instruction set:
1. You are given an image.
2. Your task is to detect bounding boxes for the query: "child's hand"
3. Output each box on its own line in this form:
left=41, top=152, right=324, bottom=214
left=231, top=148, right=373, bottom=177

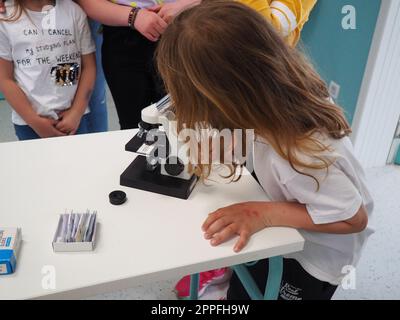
left=55, top=108, right=82, bottom=135
left=149, top=0, right=198, bottom=24
left=202, top=202, right=269, bottom=252
left=134, top=9, right=168, bottom=42
left=30, top=116, right=66, bottom=138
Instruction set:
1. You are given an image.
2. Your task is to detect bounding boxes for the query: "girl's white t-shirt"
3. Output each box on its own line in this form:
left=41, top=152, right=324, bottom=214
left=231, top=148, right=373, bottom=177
left=0, top=0, right=95, bottom=125
left=253, top=134, right=374, bottom=285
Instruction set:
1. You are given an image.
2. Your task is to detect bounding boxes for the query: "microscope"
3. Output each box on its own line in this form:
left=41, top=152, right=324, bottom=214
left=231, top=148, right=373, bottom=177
left=120, top=95, right=198, bottom=199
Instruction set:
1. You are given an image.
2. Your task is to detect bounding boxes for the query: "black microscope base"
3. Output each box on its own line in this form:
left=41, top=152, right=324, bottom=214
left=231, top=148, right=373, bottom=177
left=120, top=156, right=198, bottom=200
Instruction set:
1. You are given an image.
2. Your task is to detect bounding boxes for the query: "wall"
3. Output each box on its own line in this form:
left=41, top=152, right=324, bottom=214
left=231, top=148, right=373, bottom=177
left=351, top=0, right=400, bottom=168
left=301, top=0, right=382, bottom=124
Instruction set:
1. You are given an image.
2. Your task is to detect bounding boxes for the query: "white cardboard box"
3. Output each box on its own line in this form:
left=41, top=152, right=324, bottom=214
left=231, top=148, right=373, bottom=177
left=52, top=215, right=98, bottom=252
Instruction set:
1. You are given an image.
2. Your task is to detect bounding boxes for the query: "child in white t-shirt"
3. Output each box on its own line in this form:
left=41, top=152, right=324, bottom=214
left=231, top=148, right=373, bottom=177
left=156, top=2, right=374, bottom=300
left=0, top=0, right=96, bottom=140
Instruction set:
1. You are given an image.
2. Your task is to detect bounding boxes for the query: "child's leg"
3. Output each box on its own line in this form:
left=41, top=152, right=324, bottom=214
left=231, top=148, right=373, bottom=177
left=227, top=258, right=337, bottom=300
left=102, top=26, right=164, bottom=130
left=14, top=125, right=40, bottom=141
left=87, top=20, right=108, bottom=133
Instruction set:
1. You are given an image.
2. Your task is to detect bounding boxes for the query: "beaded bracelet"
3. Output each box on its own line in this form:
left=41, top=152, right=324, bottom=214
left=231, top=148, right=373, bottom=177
left=128, top=7, right=140, bottom=30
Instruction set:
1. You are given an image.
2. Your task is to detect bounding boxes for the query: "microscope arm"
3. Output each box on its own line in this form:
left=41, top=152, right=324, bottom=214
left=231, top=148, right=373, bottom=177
left=141, top=100, right=191, bottom=167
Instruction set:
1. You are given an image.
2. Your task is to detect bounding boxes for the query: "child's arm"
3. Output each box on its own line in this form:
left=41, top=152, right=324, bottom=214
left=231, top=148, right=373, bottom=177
left=75, top=0, right=132, bottom=26
left=0, top=58, right=66, bottom=138
left=56, top=53, right=96, bottom=135
left=148, top=0, right=202, bottom=24
left=238, top=0, right=317, bottom=46
left=202, top=201, right=368, bottom=252
left=76, top=0, right=168, bottom=42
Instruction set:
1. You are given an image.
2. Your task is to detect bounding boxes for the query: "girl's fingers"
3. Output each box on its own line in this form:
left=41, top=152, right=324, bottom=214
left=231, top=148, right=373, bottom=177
left=158, top=8, right=166, bottom=19
left=52, top=127, right=66, bottom=137
left=160, top=12, right=173, bottom=24
left=56, top=122, right=69, bottom=132
left=154, top=22, right=165, bottom=35
left=146, top=31, right=159, bottom=42
left=204, top=217, right=231, bottom=239
left=234, top=230, right=250, bottom=252
left=210, top=224, right=237, bottom=246
left=202, top=210, right=221, bottom=232
left=158, top=17, right=168, bottom=29
left=161, top=15, right=171, bottom=24
left=144, top=33, right=154, bottom=42
left=56, top=122, right=71, bottom=134
left=55, top=122, right=63, bottom=130
left=149, top=29, right=159, bottom=38
left=148, top=4, right=162, bottom=12
left=156, top=20, right=167, bottom=35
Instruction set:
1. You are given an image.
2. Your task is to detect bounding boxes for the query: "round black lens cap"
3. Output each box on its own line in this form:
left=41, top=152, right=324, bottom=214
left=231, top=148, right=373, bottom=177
left=109, top=190, right=127, bottom=206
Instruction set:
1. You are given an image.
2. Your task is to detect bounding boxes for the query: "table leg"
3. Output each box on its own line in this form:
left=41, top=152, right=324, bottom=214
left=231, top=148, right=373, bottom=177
left=189, top=273, right=200, bottom=300
left=233, top=256, right=283, bottom=300
left=264, top=256, right=283, bottom=300
left=232, top=264, right=263, bottom=300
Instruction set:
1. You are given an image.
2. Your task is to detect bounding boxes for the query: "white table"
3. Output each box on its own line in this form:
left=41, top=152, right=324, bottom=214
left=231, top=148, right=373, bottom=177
left=0, top=130, right=304, bottom=300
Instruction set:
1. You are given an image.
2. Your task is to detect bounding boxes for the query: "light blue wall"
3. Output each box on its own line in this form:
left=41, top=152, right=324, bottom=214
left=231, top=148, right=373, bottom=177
left=301, top=0, right=381, bottom=124
left=396, top=147, right=400, bottom=165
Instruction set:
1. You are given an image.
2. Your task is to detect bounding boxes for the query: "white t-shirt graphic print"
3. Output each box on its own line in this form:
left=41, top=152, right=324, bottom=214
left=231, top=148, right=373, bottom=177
left=0, top=0, right=95, bottom=125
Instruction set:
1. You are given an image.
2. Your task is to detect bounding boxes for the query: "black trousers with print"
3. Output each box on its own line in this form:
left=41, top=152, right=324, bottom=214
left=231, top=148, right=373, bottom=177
left=102, top=26, right=165, bottom=130
left=228, top=258, right=338, bottom=300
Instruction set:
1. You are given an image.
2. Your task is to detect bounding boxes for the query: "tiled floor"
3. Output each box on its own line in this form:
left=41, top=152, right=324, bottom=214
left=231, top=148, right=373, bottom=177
left=1, top=97, right=399, bottom=300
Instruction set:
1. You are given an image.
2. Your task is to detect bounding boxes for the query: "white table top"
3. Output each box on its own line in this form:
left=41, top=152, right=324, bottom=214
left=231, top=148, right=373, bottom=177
left=0, top=130, right=304, bottom=300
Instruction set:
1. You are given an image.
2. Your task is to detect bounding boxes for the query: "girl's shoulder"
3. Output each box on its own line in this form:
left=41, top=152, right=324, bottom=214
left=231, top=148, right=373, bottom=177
left=254, top=133, right=354, bottom=184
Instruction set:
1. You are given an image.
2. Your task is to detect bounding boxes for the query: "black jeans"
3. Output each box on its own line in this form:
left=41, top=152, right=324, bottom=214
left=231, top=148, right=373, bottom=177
left=102, top=26, right=165, bottom=130
left=228, top=258, right=338, bottom=300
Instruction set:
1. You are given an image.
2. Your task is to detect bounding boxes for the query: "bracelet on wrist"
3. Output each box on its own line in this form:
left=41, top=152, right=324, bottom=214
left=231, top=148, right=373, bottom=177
left=128, top=7, right=140, bottom=30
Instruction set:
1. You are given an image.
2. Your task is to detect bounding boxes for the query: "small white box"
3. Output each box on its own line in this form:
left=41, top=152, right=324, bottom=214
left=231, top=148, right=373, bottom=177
left=52, top=215, right=98, bottom=252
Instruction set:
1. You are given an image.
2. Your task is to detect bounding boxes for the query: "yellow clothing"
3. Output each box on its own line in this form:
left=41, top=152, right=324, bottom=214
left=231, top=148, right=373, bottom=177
left=238, top=0, right=317, bottom=46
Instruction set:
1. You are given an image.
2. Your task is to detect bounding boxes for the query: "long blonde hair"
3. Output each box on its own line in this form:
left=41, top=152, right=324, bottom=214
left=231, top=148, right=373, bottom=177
left=0, top=0, right=26, bottom=22
left=156, top=0, right=351, bottom=185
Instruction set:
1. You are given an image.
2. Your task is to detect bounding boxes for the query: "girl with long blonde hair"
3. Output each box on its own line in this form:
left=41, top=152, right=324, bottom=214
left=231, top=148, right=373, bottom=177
left=157, top=1, right=373, bottom=300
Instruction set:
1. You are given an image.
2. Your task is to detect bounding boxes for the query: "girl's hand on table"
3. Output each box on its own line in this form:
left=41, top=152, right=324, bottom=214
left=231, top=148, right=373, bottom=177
left=202, top=202, right=270, bottom=253
left=134, top=9, right=168, bottom=42
left=30, top=116, right=66, bottom=138
left=56, top=109, right=82, bottom=135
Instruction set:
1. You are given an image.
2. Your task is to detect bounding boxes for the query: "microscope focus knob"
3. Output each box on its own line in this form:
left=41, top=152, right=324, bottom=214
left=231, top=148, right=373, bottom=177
left=164, top=156, right=185, bottom=176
